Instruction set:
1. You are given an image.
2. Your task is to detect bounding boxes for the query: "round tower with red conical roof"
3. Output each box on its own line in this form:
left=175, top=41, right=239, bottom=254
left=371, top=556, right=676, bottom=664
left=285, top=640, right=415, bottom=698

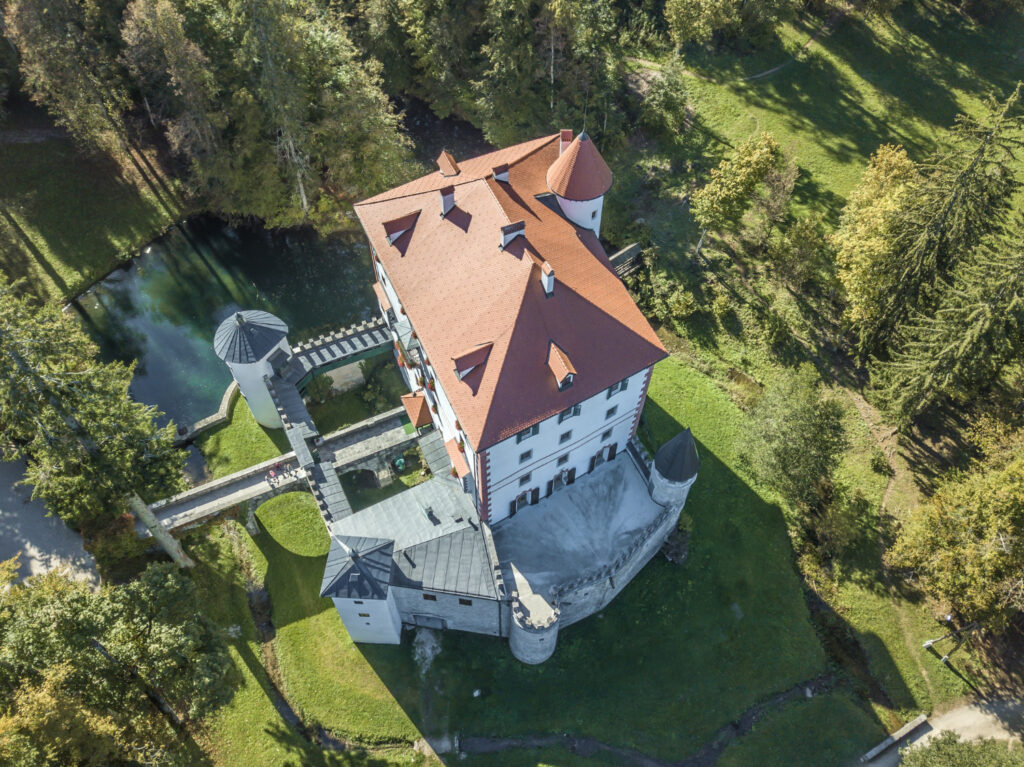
left=546, top=130, right=613, bottom=237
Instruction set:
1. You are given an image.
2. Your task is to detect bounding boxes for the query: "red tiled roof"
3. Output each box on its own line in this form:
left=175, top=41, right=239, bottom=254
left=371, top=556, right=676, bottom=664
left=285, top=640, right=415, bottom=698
left=437, top=150, right=460, bottom=177
left=355, top=134, right=666, bottom=451
left=400, top=392, right=432, bottom=428
left=546, top=132, right=613, bottom=201
left=547, top=342, right=576, bottom=384
left=371, top=281, right=392, bottom=312
left=445, top=437, right=472, bottom=477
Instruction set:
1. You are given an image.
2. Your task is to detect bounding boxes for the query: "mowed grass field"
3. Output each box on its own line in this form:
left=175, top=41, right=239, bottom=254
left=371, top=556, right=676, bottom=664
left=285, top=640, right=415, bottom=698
left=0, top=100, right=185, bottom=302
left=189, top=356, right=884, bottom=765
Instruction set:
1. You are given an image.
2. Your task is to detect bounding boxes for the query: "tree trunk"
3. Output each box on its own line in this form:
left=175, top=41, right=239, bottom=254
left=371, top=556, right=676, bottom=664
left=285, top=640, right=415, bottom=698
left=129, top=493, right=195, bottom=568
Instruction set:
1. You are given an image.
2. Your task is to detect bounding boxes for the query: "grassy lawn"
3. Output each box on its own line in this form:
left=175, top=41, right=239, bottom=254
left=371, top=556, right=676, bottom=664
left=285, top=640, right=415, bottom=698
left=717, top=691, right=885, bottom=767
left=239, top=355, right=849, bottom=762
left=309, top=359, right=408, bottom=434
left=0, top=100, right=187, bottom=303
left=195, top=394, right=289, bottom=479
left=245, top=493, right=424, bottom=748
left=188, top=523, right=348, bottom=766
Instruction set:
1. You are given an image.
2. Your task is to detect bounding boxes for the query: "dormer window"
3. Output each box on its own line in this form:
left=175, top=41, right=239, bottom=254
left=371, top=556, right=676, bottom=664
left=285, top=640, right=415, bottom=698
left=500, top=220, right=525, bottom=250
left=547, top=341, right=576, bottom=390
left=437, top=150, right=460, bottom=176
left=452, top=342, right=492, bottom=381
left=382, top=211, right=420, bottom=246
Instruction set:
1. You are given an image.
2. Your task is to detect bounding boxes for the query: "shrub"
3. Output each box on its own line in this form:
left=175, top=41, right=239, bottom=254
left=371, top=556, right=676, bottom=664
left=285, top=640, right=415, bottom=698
left=305, top=374, right=333, bottom=404
left=870, top=446, right=894, bottom=476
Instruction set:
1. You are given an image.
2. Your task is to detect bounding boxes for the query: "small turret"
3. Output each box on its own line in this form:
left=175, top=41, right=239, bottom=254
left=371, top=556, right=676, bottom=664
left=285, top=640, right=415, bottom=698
left=648, top=428, right=700, bottom=510
left=213, top=309, right=292, bottom=428
left=546, top=131, right=613, bottom=237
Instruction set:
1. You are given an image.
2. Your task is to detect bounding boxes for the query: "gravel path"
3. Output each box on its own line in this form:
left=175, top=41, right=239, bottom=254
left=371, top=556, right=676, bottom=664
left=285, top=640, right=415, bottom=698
left=868, top=699, right=1023, bottom=765
left=0, top=459, right=97, bottom=584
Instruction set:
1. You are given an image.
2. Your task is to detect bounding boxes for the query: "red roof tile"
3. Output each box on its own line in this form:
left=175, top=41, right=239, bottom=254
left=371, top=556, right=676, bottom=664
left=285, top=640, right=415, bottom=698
left=400, top=392, right=432, bottom=428
left=372, top=281, right=391, bottom=312
left=355, top=135, right=666, bottom=451
left=445, top=438, right=471, bottom=477
left=546, top=132, right=613, bottom=201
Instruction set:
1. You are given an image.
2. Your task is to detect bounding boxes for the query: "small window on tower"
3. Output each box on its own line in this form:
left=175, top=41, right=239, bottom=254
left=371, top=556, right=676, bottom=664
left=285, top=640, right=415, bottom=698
left=605, top=406, right=618, bottom=420
left=559, top=430, right=572, bottom=444
left=519, top=472, right=532, bottom=486
left=591, top=210, right=597, bottom=219
left=358, top=613, right=370, bottom=618
left=422, top=594, right=437, bottom=601
left=519, top=449, right=532, bottom=464
left=459, top=598, right=473, bottom=606
left=557, top=453, right=569, bottom=466
left=602, top=428, right=612, bottom=441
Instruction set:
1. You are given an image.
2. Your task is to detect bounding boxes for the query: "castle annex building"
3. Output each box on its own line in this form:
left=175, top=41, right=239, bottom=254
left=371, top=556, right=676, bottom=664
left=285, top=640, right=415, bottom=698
left=212, top=132, right=699, bottom=664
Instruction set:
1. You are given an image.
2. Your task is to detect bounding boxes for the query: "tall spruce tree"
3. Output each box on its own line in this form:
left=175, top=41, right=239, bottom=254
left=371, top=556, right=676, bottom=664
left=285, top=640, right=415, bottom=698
left=874, top=218, right=1024, bottom=424
left=0, top=279, right=190, bottom=566
left=5, top=0, right=131, bottom=154
left=859, top=84, right=1024, bottom=355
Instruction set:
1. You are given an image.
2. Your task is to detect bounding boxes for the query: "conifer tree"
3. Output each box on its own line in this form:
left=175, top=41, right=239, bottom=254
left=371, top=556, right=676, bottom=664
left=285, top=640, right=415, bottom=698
left=0, top=279, right=190, bottom=566
left=874, top=220, right=1024, bottom=423
left=5, top=0, right=131, bottom=154
left=859, top=84, right=1024, bottom=354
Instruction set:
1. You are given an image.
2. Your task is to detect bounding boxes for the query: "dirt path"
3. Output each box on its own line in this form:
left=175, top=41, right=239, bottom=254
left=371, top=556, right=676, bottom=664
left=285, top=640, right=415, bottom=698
left=459, top=674, right=836, bottom=766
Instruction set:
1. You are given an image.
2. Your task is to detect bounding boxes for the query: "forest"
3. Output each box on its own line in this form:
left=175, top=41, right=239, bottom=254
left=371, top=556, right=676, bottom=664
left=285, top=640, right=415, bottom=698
left=1, top=0, right=1024, bottom=764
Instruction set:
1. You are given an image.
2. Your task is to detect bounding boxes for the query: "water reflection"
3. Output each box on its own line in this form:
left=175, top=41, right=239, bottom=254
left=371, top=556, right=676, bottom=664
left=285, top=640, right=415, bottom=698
left=73, top=216, right=375, bottom=427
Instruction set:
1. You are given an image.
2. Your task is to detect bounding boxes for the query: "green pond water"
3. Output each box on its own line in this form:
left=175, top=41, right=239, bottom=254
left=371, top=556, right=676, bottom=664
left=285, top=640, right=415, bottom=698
left=73, top=215, right=377, bottom=428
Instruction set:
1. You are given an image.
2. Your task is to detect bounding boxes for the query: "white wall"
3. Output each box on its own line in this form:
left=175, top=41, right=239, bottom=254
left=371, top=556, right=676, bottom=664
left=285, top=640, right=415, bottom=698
left=555, top=194, right=604, bottom=237
left=332, top=590, right=403, bottom=644
left=391, top=586, right=503, bottom=637
left=484, top=367, right=649, bottom=524
left=225, top=336, right=291, bottom=428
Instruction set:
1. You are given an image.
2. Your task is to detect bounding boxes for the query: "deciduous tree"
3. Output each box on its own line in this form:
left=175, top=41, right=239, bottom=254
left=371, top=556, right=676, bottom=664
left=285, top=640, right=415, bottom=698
left=890, top=445, right=1024, bottom=627
left=834, top=144, right=920, bottom=338
left=691, top=131, right=781, bottom=233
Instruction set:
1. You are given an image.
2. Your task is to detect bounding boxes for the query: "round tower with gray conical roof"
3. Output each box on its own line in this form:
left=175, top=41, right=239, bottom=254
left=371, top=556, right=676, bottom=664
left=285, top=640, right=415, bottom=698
left=213, top=309, right=291, bottom=428
left=649, top=428, right=700, bottom=511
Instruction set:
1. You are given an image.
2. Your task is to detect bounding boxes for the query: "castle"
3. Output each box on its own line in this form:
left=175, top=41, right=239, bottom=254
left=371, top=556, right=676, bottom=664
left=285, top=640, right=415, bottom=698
left=214, top=132, right=699, bottom=663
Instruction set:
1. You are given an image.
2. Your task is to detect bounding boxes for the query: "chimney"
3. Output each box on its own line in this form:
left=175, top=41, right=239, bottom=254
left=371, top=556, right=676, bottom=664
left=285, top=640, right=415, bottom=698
left=499, top=220, right=525, bottom=249
left=492, top=164, right=509, bottom=183
left=440, top=185, right=455, bottom=218
left=540, top=261, right=555, bottom=296
left=559, top=129, right=573, bottom=155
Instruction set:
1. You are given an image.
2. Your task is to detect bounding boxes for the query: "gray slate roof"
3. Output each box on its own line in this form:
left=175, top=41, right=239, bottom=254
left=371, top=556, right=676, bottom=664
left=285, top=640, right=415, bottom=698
left=329, top=476, right=496, bottom=599
left=320, top=536, right=394, bottom=599
left=654, top=428, right=700, bottom=483
left=213, top=310, right=288, bottom=364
